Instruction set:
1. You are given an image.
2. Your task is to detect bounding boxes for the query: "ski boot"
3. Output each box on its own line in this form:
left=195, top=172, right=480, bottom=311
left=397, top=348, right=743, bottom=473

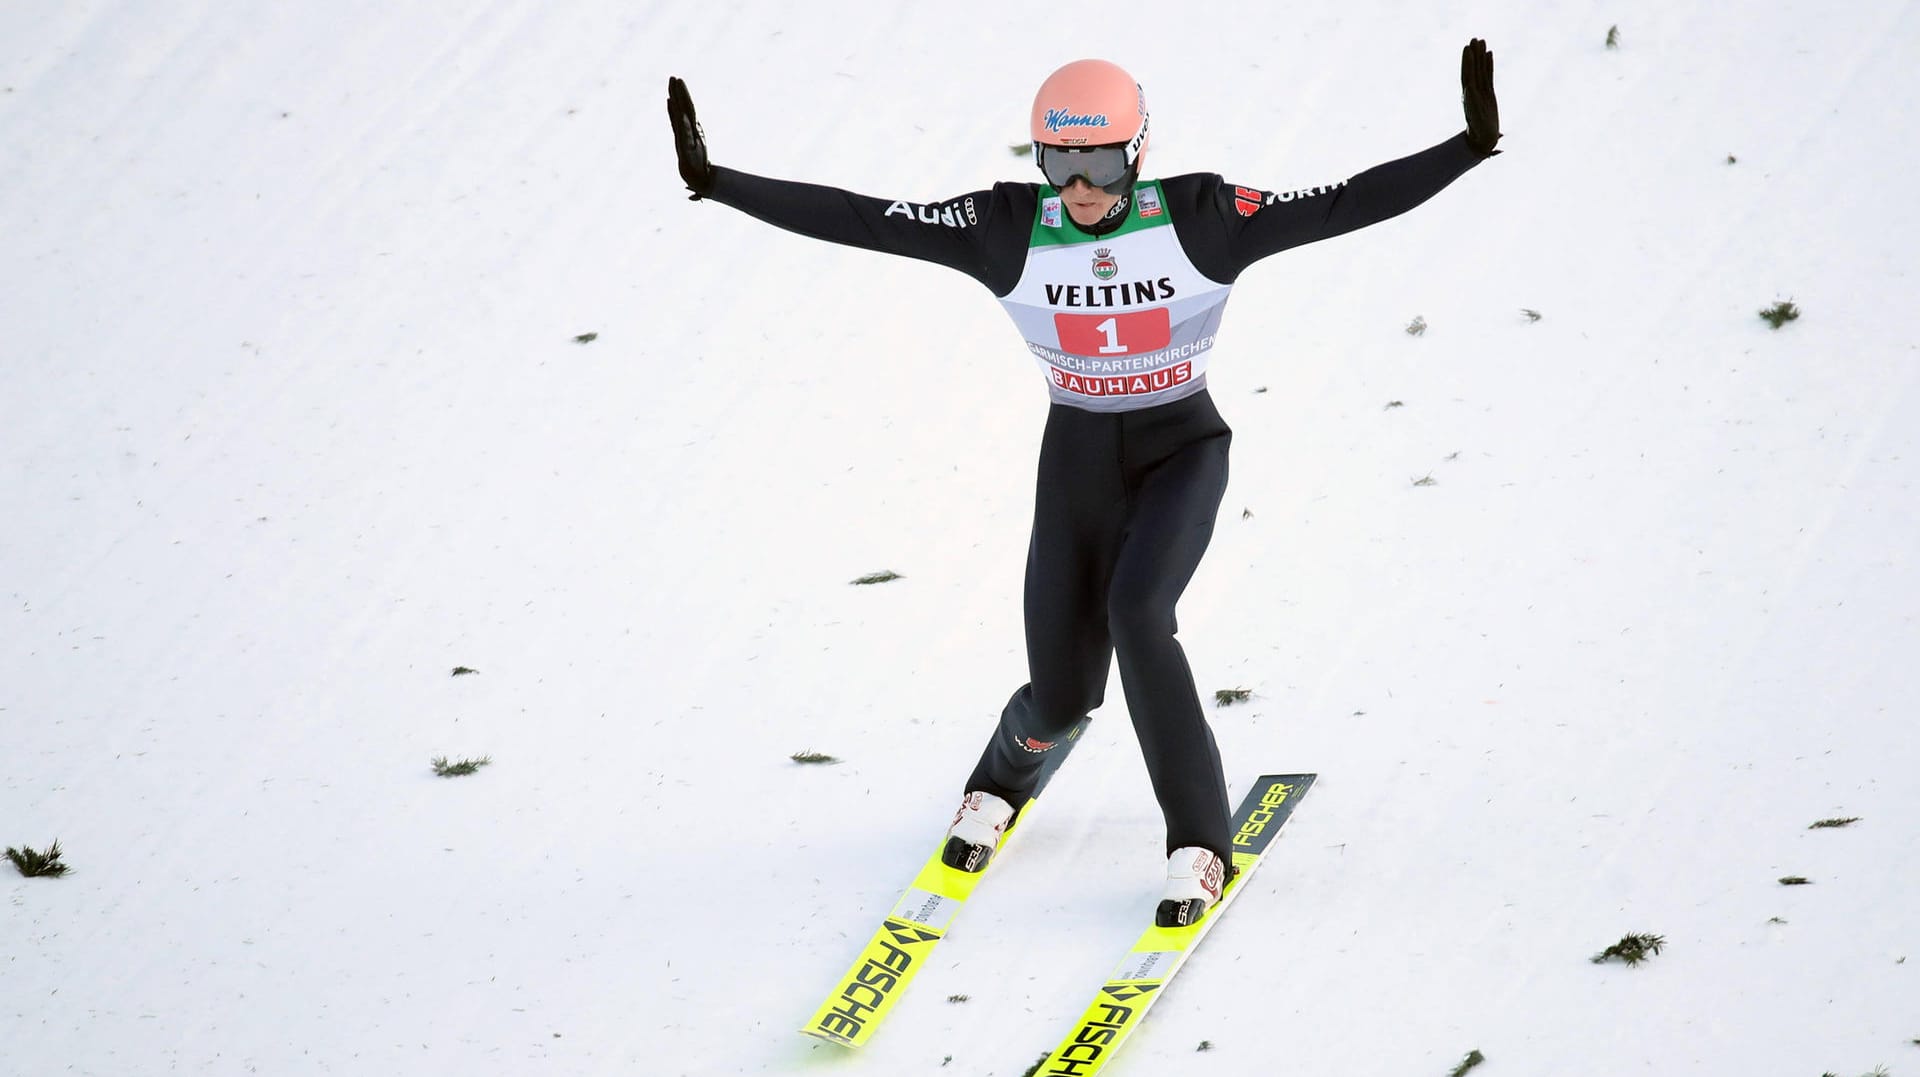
left=1155, top=846, right=1227, bottom=927
left=941, top=790, right=1014, bottom=873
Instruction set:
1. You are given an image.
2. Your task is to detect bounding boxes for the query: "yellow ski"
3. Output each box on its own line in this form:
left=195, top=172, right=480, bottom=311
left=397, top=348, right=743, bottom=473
left=800, top=717, right=1091, bottom=1048
left=1030, top=773, right=1315, bottom=1077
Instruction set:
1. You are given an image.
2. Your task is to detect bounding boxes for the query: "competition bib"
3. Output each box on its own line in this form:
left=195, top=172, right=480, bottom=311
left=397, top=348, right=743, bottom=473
left=997, top=182, right=1233, bottom=412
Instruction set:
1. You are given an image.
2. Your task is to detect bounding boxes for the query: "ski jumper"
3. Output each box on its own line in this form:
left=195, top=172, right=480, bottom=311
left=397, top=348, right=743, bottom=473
left=707, top=133, right=1486, bottom=862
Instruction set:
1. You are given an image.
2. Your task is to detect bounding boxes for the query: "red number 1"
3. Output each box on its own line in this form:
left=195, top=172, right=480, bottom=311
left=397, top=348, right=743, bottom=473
left=1053, top=309, right=1172, bottom=357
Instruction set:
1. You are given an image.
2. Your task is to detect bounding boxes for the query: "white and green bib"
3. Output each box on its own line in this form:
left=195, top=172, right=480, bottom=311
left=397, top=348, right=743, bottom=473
left=997, top=182, right=1233, bottom=413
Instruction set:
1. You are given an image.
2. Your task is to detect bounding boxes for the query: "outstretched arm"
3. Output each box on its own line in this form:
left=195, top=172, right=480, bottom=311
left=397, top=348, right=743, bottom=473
left=666, top=76, right=1026, bottom=292
left=1170, top=39, right=1503, bottom=282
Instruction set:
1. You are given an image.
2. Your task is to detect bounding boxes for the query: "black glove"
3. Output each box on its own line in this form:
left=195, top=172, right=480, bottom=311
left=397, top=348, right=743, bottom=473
left=666, top=76, right=715, bottom=199
left=1461, top=38, right=1501, bottom=156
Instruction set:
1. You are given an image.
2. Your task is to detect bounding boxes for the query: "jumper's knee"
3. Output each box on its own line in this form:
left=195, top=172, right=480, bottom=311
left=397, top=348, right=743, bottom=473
left=1006, top=683, right=1090, bottom=746
left=1107, top=589, right=1176, bottom=657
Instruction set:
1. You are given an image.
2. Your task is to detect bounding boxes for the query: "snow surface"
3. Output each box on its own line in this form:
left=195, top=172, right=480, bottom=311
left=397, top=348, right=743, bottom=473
left=5, top=3, right=1919, bottom=1075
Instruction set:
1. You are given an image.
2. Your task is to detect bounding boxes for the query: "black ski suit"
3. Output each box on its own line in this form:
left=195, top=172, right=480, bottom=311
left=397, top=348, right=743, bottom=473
left=706, top=133, right=1486, bottom=861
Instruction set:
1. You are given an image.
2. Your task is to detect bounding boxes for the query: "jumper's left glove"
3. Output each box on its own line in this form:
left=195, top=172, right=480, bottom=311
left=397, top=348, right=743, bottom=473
left=666, top=76, right=715, bottom=199
left=1461, top=38, right=1502, bottom=156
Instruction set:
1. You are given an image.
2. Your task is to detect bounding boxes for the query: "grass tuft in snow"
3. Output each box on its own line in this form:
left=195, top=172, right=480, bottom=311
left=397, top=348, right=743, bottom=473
left=7, top=841, right=69, bottom=878
left=790, top=750, right=840, bottom=765
left=1010, top=142, right=1033, bottom=157
left=1592, top=932, right=1665, bottom=966
left=1809, top=816, right=1861, bottom=829
left=431, top=755, right=492, bottom=777
left=1197, top=1040, right=1214, bottom=1051
left=851, top=570, right=903, bottom=586
left=572, top=332, right=598, bottom=344
left=947, top=994, right=969, bottom=1003
left=1449, top=1049, right=1488, bottom=1077
left=1779, top=875, right=1812, bottom=886
left=1214, top=688, right=1253, bottom=706
left=1413, top=473, right=1438, bottom=487
left=1021, top=1052, right=1050, bottom=1077
left=1759, top=299, right=1800, bottom=328
left=1606, top=25, right=1622, bottom=48
left=1520, top=307, right=1543, bottom=322
left=451, top=666, right=479, bottom=677
left=1405, top=315, right=1427, bottom=336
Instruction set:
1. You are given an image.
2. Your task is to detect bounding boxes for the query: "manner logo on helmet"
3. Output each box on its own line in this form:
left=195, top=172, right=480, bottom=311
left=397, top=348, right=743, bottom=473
left=1233, top=186, right=1263, bottom=218
left=1043, top=108, right=1110, bottom=133
left=1090, top=247, right=1118, bottom=281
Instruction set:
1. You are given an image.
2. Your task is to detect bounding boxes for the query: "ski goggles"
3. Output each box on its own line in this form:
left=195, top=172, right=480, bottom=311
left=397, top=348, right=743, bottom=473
left=1035, top=143, right=1136, bottom=195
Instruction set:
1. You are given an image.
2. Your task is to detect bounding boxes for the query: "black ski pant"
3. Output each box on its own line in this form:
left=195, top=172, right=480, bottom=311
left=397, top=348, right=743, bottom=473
left=966, top=389, right=1234, bottom=862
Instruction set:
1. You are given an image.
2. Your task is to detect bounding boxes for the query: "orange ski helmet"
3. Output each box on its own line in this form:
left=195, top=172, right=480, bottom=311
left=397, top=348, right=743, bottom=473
left=1029, top=59, right=1149, bottom=193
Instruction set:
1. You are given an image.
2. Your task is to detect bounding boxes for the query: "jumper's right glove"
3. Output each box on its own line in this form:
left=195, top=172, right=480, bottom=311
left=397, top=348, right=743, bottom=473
left=666, top=76, right=715, bottom=199
left=1461, top=38, right=1502, bottom=156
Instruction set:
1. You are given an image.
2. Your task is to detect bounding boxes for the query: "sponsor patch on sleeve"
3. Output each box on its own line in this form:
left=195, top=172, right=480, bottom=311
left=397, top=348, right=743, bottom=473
left=883, top=198, right=974, bottom=228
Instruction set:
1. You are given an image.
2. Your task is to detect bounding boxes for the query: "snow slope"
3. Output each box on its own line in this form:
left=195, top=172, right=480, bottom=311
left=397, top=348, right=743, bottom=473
left=5, top=2, right=1919, bottom=1075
